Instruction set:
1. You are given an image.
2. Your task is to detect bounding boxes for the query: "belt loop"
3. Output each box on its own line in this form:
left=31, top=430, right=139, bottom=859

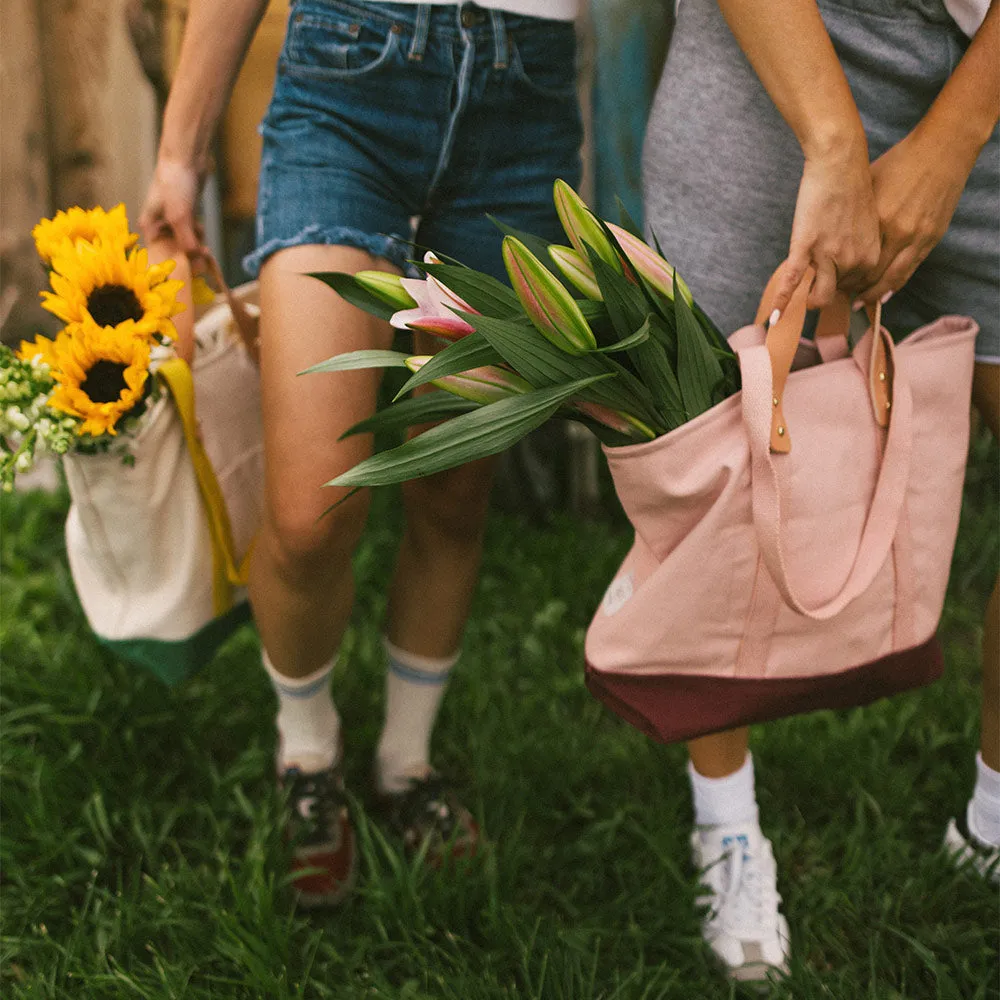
left=489, top=9, right=508, bottom=69
left=409, top=4, right=431, bottom=61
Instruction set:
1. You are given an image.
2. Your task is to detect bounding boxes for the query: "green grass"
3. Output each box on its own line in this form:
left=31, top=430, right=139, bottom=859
left=2, top=433, right=998, bottom=1000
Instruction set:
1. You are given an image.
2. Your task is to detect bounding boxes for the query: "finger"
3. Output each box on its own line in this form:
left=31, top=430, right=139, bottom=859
left=855, top=246, right=924, bottom=310
left=165, top=211, right=204, bottom=257
left=769, top=250, right=810, bottom=324
left=806, top=259, right=837, bottom=310
left=842, top=235, right=899, bottom=299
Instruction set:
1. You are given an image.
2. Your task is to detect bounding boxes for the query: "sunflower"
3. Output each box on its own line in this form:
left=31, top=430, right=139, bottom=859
left=42, top=240, right=184, bottom=343
left=17, top=332, right=65, bottom=369
left=46, top=319, right=152, bottom=437
left=32, top=204, right=137, bottom=265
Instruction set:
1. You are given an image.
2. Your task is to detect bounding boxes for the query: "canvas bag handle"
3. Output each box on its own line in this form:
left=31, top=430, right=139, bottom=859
left=737, top=272, right=913, bottom=620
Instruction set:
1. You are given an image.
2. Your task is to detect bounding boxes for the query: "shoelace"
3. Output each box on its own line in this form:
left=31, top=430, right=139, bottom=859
left=712, top=840, right=782, bottom=937
left=392, top=773, right=456, bottom=838
left=285, top=768, right=342, bottom=845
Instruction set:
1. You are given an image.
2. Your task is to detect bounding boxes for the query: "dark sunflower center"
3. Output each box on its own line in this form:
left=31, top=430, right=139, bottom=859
left=81, top=360, right=128, bottom=403
left=87, top=284, right=143, bottom=326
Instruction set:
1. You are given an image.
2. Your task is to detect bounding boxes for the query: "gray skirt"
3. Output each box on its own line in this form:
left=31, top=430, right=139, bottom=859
left=643, top=0, right=999, bottom=362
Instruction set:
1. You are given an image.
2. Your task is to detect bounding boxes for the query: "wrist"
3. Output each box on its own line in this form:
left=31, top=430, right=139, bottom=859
left=915, top=108, right=993, bottom=173
left=800, top=118, right=869, bottom=166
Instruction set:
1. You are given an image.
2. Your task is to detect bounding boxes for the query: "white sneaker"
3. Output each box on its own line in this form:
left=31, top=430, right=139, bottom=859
left=691, top=822, right=791, bottom=983
left=944, top=807, right=1000, bottom=884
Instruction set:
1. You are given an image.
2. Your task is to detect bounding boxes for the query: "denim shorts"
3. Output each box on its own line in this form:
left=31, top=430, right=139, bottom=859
left=244, top=0, right=584, bottom=282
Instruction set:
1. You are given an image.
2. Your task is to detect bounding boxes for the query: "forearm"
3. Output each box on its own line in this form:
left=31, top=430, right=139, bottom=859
left=919, top=1, right=999, bottom=168
left=158, top=0, right=269, bottom=170
left=715, top=0, right=866, bottom=159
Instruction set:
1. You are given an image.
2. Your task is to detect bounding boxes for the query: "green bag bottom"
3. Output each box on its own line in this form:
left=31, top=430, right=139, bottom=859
left=99, top=602, right=254, bottom=686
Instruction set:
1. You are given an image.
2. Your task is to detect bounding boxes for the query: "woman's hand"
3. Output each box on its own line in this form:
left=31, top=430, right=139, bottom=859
left=138, top=157, right=207, bottom=259
left=854, top=123, right=978, bottom=308
left=774, top=137, right=882, bottom=316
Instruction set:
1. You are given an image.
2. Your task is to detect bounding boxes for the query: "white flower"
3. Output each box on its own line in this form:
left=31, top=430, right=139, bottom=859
left=6, top=407, right=30, bottom=432
left=15, top=451, right=33, bottom=473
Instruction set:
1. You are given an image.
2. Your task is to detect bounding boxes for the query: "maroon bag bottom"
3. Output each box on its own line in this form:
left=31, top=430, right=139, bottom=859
left=584, top=637, right=943, bottom=744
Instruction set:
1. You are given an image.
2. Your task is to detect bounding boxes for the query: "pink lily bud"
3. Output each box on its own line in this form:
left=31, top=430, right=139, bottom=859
left=354, top=271, right=418, bottom=310
left=553, top=180, right=617, bottom=269
left=405, top=357, right=533, bottom=404
left=549, top=246, right=602, bottom=301
left=502, top=237, right=597, bottom=355
left=404, top=314, right=476, bottom=341
left=573, top=401, right=656, bottom=441
left=391, top=273, right=478, bottom=334
left=605, top=224, right=694, bottom=305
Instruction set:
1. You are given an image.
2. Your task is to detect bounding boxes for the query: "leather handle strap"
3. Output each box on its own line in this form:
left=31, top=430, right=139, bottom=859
left=148, top=238, right=259, bottom=364
left=753, top=266, right=891, bottom=451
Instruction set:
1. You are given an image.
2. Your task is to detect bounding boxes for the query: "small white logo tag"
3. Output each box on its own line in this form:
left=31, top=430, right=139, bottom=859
left=602, top=572, right=634, bottom=616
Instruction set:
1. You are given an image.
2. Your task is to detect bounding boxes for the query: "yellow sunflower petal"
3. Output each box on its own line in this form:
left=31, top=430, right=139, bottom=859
left=33, top=204, right=137, bottom=265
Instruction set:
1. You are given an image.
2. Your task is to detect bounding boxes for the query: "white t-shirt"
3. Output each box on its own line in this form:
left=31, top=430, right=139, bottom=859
left=943, top=0, right=989, bottom=36
left=368, top=1, right=578, bottom=21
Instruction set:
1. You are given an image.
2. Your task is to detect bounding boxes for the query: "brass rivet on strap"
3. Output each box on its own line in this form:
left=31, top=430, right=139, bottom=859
left=777, top=425, right=785, bottom=436
left=772, top=396, right=779, bottom=406
left=878, top=371, right=886, bottom=382
left=885, top=400, right=891, bottom=410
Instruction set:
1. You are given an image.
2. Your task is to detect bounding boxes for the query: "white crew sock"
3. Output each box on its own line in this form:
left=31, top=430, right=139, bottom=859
left=968, top=752, right=1000, bottom=847
left=688, top=752, right=760, bottom=828
left=376, top=636, right=458, bottom=794
left=262, top=651, right=341, bottom=774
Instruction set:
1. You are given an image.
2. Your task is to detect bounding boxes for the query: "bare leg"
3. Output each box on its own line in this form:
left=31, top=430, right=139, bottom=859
left=688, top=728, right=751, bottom=779
left=249, top=244, right=395, bottom=679
left=972, top=361, right=999, bottom=771
left=385, top=331, right=495, bottom=658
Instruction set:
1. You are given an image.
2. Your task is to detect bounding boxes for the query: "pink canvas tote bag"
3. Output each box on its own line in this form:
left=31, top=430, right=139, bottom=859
left=585, top=267, right=978, bottom=743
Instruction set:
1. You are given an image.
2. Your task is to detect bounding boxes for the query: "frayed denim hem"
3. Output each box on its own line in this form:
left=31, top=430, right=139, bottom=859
left=242, top=224, right=417, bottom=279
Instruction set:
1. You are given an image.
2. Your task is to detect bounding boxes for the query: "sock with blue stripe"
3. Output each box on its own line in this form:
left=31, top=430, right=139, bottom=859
left=262, top=651, right=341, bottom=774
left=376, top=637, right=459, bottom=794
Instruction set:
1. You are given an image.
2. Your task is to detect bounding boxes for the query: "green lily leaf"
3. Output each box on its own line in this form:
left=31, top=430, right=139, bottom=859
left=615, top=196, right=645, bottom=240
left=328, top=375, right=612, bottom=489
left=421, top=263, right=523, bottom=319
left=629, top=315, right=686, bottom=428
left=340, top=392, right=479, bottom=439
left=300, top=350, right=412, bottom=376
left=591, top=327, right=651, bottom=354
left=464, top=312, right=664, bottom=433
left=392, top=332, right=504, bottom=400
left=674, top=270, right=725, bottom=417
left=586, top=247, right=648, bottom=341
left=308, top=271, right=396, bottom=321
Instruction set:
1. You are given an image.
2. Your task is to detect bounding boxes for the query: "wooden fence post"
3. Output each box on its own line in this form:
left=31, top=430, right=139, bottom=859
left=0, top=0, right=53, bottom=341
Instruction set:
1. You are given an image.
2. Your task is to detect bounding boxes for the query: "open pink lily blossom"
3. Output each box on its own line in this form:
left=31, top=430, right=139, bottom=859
left=390, top=256, right=479, bottom=341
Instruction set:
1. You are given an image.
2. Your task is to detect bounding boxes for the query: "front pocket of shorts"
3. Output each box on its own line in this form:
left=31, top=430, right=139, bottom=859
left=282, top=10, right=399, bottom=80
left=509, top=28, right=578, bottom=100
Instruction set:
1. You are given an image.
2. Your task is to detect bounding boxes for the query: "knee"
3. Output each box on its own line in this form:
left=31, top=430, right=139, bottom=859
left=264, top=485, right=370, bottom=577
left=402, top=459, right=494, bottom=548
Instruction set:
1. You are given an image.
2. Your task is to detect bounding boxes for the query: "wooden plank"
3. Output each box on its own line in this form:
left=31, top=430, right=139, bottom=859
left=0, top=0, right=54, bottom=342
left=35, top=0, right=156, bottom=218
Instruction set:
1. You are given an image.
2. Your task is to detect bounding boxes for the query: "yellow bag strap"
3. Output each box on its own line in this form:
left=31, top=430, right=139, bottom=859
left=158, top=357, right=253, bottom=616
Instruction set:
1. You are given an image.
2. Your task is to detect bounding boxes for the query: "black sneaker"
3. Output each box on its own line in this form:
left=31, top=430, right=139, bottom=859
left=377, top=771, right=480, bottom=866
left=282, top=765, right=358, bottom=907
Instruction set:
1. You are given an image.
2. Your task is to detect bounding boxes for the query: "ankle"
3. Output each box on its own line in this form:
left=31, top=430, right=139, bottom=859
left=688, top=752, right=760, bottom=828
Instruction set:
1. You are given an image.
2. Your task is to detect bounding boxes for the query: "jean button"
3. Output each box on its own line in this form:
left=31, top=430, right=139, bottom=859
left=461, top=4, right=484, bottom=27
